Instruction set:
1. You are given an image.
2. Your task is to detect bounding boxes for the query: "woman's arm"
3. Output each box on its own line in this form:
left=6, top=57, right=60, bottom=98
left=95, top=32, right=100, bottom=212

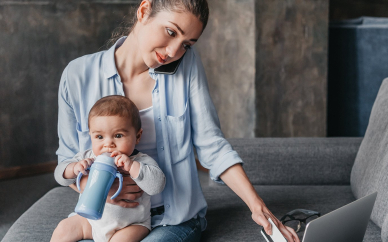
left=56, top=65, right=80, bottom=164
left=220, top=164, right=299, bottom=242
left=188, top=48, right=299, bottom=241
left=188, top=48, right=243, bottom=182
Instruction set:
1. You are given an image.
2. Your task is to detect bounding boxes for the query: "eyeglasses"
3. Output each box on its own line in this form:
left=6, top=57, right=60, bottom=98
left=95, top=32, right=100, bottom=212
left=280, top=209, right=320, bottom=233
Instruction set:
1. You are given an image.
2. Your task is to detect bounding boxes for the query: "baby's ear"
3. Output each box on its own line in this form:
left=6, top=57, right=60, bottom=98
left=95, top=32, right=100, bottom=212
left=136, top=128, right=143, bottom=144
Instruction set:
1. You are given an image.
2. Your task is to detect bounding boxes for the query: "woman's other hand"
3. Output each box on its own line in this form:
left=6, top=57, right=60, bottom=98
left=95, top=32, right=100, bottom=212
left=251, top=201, right=300, bottom=242
left=220, top=164, right=300, bottom=242
left=106, top=168, right=143, bottom=208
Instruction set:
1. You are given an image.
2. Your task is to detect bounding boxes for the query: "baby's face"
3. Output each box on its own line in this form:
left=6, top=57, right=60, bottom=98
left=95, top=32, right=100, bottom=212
left=89, top=115, right=141, bottom=156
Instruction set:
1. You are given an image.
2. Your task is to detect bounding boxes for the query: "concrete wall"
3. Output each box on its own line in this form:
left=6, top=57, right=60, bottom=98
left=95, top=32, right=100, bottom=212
left=0, top=1, right=138, bottom=168
left=196, top=0, right=256, bottom=138
left=255, top=0, right=329, bottom=137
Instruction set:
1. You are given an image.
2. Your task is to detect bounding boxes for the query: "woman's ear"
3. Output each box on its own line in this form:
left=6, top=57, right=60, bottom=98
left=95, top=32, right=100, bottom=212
left=136, top=128, right=143, bottom=144
left=137, top=0, right=152, bottom=24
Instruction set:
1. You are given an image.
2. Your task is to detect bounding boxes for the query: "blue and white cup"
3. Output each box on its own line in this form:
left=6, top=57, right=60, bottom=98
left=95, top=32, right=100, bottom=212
left=74, top=152, right=123, bottom=220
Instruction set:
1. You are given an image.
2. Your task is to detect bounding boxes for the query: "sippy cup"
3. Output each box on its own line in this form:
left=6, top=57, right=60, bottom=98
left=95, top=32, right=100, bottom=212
left=74, top=152, right=123, bottom=220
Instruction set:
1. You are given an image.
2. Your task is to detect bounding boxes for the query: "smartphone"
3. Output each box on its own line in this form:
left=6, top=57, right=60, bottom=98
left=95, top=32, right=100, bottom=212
left=260, top=218, right=287, bottom=242
left=154, top=54, right=185, bottom=75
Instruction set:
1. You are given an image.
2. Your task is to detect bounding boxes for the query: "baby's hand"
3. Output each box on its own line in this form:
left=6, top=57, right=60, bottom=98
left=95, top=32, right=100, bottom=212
left=73, top=158, right=94, bottom=176
left=111, top=151, right=133, bottom=172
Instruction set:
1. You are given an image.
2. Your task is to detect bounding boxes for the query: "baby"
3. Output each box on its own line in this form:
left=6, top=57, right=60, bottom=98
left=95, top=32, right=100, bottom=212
left=51, top=95, right=166, bottom=242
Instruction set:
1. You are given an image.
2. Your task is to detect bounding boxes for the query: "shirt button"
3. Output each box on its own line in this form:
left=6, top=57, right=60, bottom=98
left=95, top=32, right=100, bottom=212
left=161, top=147, right=164, bottom=150
left=166, top=204, right=170, bottom=208
left=158, top=117, right=161, bottom=121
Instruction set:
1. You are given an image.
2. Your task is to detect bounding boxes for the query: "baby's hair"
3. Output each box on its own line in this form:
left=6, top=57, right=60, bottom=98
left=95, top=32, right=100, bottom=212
left=88, top=95, right=141, bottom=132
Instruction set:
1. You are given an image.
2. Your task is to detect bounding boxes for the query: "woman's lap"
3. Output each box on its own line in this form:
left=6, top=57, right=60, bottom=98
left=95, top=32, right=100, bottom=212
left=141, top=217, right=202, bottom=242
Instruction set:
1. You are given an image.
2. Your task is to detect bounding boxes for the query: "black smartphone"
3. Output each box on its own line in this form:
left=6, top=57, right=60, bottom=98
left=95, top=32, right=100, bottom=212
left=154, top=54, right=185, bottom=75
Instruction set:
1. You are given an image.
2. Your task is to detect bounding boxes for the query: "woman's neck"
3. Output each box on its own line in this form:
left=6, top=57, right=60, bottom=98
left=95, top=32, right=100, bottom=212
left=114, top=31, right=149, bottom=82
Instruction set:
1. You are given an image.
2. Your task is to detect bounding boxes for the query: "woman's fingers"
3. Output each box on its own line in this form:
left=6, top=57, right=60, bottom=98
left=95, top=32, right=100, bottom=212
left=252, top=208, right=299, bottom=242
left=252, top=212, right=272, bottom=235
left=111, top=190, right=143, bottom=201
left=117, top=167, right=130, bottom=175
left=106, top=198, right=139, bottom=208
left=107, top=175, right=143, bottom=207
left=107, top=183, right=143, bottom=207
left=277, top=222, right=299, bottom=242
left=285, top=225, right=300, bottom=242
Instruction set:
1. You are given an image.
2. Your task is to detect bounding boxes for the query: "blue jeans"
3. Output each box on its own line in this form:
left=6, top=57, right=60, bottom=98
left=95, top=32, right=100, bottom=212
left=141, top=217, right=202, bottom=242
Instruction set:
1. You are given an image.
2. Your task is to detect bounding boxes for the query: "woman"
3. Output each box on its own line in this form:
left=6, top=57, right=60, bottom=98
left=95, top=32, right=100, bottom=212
left=56, top=0, right=300, bottom=241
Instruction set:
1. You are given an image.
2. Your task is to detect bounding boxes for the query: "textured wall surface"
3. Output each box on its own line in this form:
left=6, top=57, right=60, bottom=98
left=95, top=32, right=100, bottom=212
left=255, top=0, right=328, bottom=137
left=0, top=1, right=137, bottom=168
left=196, top=0, right=256, bottom=138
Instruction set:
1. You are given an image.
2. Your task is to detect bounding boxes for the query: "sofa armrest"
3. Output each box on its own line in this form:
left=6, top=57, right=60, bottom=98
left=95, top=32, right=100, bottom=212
left=227, top=137, right=362, bottom=185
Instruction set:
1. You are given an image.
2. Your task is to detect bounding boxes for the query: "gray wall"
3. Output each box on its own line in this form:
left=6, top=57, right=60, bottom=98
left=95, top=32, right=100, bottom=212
left=197, top=0, right=329, bottom=138
left=255, top=0, right=329, bottom=137
left=0, top=1, right=138, bottom=168
left=196, top=0, right=256, bottom=138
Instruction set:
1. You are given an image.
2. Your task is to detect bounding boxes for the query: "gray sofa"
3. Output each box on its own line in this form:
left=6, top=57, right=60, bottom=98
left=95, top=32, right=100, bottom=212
left=4, top=79, right=388, bottom=242
left=1, top=138, right=380, bottom=242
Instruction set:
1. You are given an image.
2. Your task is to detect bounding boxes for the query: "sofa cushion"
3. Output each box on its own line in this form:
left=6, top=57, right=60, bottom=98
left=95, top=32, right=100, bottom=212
left=2, top=185, right=382, bottom=242
left=351, top=78, right=388, bottom=242
left=228, top=137, right=362, bottom=185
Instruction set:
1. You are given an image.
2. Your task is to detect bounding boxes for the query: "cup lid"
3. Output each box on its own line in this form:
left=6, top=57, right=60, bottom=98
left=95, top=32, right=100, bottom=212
left=94, top=152, right=116, bottom=168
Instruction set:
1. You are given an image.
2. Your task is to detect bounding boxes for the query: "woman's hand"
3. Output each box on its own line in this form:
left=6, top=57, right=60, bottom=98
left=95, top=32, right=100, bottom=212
left=251, top=200, right=299, bottom=242
left=220, top=164, right=300, bottom=242
left=106, top=168, right=144, bottom=208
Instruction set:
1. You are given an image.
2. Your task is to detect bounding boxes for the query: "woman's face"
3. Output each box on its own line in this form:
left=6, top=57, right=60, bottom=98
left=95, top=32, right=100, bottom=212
left=135, top=4, right=204, bottom=69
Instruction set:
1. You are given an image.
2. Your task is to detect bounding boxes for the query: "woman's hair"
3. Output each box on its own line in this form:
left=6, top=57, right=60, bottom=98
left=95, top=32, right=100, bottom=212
left=88, top=95, right=142, bottom=132
left=105, top=0, right=209, bottom=48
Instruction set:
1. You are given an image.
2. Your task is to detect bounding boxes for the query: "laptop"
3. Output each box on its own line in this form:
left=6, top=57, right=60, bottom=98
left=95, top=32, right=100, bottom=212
left=301, top=192, right=377, bottom=242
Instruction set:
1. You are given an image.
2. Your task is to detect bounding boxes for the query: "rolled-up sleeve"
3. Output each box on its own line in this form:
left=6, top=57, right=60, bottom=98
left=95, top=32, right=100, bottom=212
left=189, top=49, right=243, bottom=184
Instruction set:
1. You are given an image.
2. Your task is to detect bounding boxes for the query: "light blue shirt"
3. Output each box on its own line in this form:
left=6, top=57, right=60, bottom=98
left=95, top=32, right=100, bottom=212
left=56, top=37, right=243, bottom=230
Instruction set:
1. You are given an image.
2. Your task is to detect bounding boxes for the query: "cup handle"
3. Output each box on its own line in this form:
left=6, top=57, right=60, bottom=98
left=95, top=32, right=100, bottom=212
left=76, top=168, right=90, bottom=192
left=76, top=172, right=83, bottom=192
left=111, top=172, right=123, bottom=200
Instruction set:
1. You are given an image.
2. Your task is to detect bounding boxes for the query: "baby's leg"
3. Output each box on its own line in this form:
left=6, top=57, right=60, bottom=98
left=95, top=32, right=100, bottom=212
left=109, top=225, right=149, bottom=242
left=50, top=214, right=93, bottom=242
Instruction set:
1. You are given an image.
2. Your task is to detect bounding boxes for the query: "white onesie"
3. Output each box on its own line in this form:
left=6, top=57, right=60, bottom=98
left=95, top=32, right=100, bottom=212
left=54, top=150, right=166, bottom=242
